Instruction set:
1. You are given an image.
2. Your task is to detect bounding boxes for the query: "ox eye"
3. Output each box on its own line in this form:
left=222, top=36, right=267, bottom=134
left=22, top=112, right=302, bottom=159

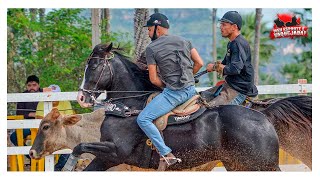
left=42, top=125, right=50, bottom=130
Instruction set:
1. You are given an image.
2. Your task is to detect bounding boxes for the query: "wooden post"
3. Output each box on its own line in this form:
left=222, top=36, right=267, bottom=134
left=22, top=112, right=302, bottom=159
left=298, top=79, right=307, bottom=95
left=92, top=8, right=101, bottom=48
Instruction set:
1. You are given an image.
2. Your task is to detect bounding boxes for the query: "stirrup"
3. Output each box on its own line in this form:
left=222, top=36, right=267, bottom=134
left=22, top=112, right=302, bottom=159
left=160, top=155, right=182, bottom=167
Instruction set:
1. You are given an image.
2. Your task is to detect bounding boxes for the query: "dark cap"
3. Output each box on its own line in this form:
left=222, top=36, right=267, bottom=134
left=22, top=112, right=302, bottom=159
left=144, top=13, right=170, bottom=29
left=219, top=11, right=242, bottom=30
left=26, top=75, right=39, bottom=84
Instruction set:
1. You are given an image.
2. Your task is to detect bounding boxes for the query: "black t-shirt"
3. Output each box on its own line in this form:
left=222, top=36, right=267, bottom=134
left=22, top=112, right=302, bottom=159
left=222, top=35, right=258, bottom=97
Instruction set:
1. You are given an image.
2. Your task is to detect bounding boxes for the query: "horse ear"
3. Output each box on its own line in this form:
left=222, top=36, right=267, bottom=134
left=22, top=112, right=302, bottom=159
left=50, top=108, right=60, bottom=121
left=106, top=42, right=113, bottom=52
left=62, top=114, right=82, bottom=126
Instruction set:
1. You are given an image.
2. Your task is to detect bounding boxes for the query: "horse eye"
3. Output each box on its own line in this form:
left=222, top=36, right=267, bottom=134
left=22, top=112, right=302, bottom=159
left=87, top=59, right=101, bottom=69
left=42, top=125, right=50, bottom=131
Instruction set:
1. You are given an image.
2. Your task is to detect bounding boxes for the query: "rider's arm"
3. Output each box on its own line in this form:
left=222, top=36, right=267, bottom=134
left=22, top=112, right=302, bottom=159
left=223, top=42, right=244, bottom=75
left=148, top=64, right=165, bottom=88
left=190, top=48, right=204, bottom=74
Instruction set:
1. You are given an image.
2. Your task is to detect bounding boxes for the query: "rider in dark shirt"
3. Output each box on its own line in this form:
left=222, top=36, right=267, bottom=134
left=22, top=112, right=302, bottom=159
left=206, top=11, right=258, bottom=106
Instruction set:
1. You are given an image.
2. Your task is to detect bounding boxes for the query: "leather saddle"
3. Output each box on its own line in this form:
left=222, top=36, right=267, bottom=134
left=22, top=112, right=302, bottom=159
left=146, top=93, right=206, bottom=131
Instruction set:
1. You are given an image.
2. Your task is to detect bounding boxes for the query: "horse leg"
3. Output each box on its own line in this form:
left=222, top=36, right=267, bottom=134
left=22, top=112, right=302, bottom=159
left=83, top=157, right=119, bottom=171
left=63, top=141, right=118, bottom=171
left=72, top=141, right=118, bottom=158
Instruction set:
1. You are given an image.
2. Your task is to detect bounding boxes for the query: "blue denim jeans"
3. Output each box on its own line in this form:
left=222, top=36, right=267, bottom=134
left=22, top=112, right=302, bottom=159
left=137, top=85, right=197, bottom=156
left=229, top=92, right=246, bottom=105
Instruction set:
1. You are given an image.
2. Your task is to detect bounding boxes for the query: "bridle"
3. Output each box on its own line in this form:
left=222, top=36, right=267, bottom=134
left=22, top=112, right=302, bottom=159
left=79, top=51, right=114, bottom=103
left=79, top=50, right=157, bottom=105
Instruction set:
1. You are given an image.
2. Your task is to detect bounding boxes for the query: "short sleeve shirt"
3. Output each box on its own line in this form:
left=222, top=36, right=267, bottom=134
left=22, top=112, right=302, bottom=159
left=146, top=35, right=194, bottom=90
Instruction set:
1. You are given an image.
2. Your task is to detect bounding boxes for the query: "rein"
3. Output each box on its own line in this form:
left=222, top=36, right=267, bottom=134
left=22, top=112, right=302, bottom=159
left=81, top=49, right=162, bottom=105
left=85, top=51, right=114, bottom=92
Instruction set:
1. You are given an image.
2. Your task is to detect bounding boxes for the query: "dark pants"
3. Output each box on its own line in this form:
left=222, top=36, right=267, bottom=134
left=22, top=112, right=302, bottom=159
left=10, top=129, right=69, bottom=171
left=205, top=82, right=246, bottom=107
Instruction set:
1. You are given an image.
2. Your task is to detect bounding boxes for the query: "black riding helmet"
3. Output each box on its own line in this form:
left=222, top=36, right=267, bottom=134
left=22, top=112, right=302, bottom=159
left=219, top=11, right=242, bottom=30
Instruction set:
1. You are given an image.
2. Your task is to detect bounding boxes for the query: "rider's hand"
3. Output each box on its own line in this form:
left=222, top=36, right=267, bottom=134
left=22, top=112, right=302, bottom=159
left=206, top=63, right=215, bottom=72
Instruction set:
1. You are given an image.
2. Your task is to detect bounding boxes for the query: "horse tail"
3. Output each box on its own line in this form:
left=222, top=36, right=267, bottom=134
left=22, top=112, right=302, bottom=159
left=261, top=95, right=312, bottom=138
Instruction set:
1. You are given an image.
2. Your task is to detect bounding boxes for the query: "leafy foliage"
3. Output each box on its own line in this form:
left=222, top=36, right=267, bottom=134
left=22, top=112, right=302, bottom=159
left=8, top=8, right=134, bottom=92
left=7, top=8, right=134, bottom=113
left=8, top=9, right=92, bottom=93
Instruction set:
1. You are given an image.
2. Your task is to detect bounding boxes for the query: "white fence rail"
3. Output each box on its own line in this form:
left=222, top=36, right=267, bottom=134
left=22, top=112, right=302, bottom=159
left=7, top=84, right=312, bottom=171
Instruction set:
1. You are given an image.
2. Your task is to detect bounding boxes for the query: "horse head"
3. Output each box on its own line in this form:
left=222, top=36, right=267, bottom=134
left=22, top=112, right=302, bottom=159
left=77, top=42, right=160, bottom=108
left=78, top=43, right=115, bottom=107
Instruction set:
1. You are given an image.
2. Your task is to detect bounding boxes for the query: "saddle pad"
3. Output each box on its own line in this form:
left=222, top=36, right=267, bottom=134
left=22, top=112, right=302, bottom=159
left=167, top=107, right=207, bottom=125
left=154, top=106, right=207, bottom=131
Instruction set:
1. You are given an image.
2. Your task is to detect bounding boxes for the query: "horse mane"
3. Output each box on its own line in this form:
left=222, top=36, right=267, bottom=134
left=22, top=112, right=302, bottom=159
left=112, top=51, right=161, bottom=92
left=262, top=96, right=312, bottom=138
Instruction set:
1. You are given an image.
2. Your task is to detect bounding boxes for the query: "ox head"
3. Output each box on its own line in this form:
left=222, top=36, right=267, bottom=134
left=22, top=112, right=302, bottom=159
left=77, top=43, right=114, bottom=108
left=29, top=108, right=82, bottom=160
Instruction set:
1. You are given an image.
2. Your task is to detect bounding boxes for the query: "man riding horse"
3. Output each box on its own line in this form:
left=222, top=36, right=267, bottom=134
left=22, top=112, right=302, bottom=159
left=138, top=12, right=204, bottom=170
left=205, top=11, right=258, bottom=106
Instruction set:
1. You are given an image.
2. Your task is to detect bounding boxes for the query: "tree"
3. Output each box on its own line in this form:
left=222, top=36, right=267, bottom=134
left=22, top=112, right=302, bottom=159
left=253, top=8, right=262, bottom=85
left=101, top=8, right=111, bottom=36
left=133, top=8, right=150, bottom=62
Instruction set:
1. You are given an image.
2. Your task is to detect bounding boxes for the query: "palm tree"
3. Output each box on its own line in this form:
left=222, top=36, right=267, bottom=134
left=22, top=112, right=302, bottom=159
left=133, top=8, right=150, bottom=62
left=253, top=8, right=262, bottom=85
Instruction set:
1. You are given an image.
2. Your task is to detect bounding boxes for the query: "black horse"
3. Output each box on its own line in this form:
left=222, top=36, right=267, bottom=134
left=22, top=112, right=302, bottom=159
left=71, top=43, right=280, bottom=171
